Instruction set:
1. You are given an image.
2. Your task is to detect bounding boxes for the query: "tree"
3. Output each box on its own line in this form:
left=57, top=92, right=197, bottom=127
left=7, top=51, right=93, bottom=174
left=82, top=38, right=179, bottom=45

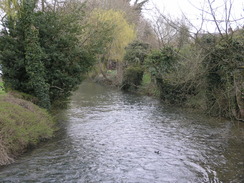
left=145, top=0, right=244, bottom=119
left=91, top=9, right=136, bottom=61
left=33, top=4, right=95, bottom=104
left=87, top=0, right=148, bottom=23
left=145, top=47, right=185, bottom=103
left=201, top=31, right=244, bottom=119
left=86, top=9, right=136, bottom=82
left=23, top=0, right=51, bottom=109
left=136, top=18, right=158, bottom=49
left=145, top=47, right=178, bottom=79
left=124, top=40, right=149, bottom=66
left=176, top=24, right=190, bottom=49
left=121, top=41, right=149, bottom=91
left=0, top=0, right=95, bottom=108
left=0, top=0, right=51, bottom=109
left=0, top=0, right=22, bottom=19
left=192, top=0, right=244, bottom=119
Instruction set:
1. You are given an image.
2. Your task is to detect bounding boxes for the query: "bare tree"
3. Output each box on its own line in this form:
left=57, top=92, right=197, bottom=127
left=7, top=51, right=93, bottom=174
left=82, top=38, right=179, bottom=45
left=136, top=17, right=158, bottom=48
left=147, top=0, right=243, bottom=44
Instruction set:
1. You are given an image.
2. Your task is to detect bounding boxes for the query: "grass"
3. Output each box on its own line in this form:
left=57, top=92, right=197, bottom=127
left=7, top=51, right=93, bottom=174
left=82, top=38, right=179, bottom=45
left=0, top=94, right=55, bottom=166
left=0, top=81, right=5, bottom=95
left=107, top=70, right=117, bottom=76
left=142, top=72, right=151, bottom=85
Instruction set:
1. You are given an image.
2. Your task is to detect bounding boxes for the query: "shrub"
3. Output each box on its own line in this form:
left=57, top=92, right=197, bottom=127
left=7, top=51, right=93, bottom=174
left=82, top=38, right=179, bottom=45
left=203, top=36, right=244, bottom=118
left=0, top=1, right=95, bottom=109
left=121, top=66, right=144, bottom=91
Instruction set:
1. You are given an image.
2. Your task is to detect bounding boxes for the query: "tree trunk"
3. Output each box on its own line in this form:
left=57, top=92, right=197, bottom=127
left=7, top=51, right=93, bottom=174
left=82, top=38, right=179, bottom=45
left=99, top=58, right=112, bottom=83
left=41, top=0, right=45, bottom=12
left=116, top=61, right=124, bottom=85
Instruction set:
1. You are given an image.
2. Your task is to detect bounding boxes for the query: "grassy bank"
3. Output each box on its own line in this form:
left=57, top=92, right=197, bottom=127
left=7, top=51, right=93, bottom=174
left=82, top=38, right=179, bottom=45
left=0, top=80, right=5, bottom=94
left=0, top=93, right=55, bottom=166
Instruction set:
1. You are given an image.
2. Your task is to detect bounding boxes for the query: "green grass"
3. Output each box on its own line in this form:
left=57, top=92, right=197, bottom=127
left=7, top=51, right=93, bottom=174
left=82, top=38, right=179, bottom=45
left=142, top=73, right=151, bottom=85
left=107, top=70, right=117, bottom=76
left=0, top=81, right=5, bottom=94
left=137, top=73, right=160, bottom=97
left=0, top=94, right=55, bottom=166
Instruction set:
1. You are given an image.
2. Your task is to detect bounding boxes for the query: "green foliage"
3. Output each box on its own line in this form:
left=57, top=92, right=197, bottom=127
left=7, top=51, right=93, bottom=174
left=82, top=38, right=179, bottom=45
left=86, top=9, right=136, bottom=84
left=23, top=0, right=51, bottom=109
left=0, top=81, right=5, bottom=94
left=137, top=73, right=161, bottom=97
left=0, top=17, right=26, bottom=92
left=121, top=66, right=144, bottom=91
left=203, top=35, right=244, bottom=117
left=124, top=41, right=149, bottom=65
left=34, top=10, right=95, bottom=103
left=142, top=73, right=151, bottom=85
left=88, top=9, right=136, bottom=61
left=145, top=47, right=178, bottom=78
left=83, top=13, right=115, bottom=56
left=0, top=0, right=22, bottom=20
left=176, top=24, right=190, bottom=49
left=0, top=0, right=95, bottom=109
left=144, top=47, right=185, bottom=103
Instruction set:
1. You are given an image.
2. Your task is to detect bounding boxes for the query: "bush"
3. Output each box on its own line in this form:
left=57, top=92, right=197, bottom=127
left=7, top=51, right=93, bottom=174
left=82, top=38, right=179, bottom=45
left=145, top=47, right=178, bottom=78
left=145, top=46, right=187, bottom=103
left=121, top=66, right=144, bottom=91
left=203, top=36, right=244, bottom=118
left=124, top=41, right=149, bottom=65
left=0, top=2, right=95, bottom=109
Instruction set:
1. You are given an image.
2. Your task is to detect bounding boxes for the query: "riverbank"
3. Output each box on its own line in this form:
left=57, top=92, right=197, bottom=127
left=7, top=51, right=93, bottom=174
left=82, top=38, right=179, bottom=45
left=92, top=70, right=160, bottom=97
left=0, top=93, right=55, bottom=166
left=93, top=70, right=244, bottom=122
left=0, top=80, right=4, bottom=95
left=94, top=72, right=166, bottom=107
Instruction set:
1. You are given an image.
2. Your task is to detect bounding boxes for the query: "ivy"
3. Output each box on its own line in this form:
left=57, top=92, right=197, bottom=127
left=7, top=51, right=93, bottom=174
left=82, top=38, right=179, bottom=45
left=145, top=46, right=178, bottom=78
left=0, top=0, right=95, bottom=109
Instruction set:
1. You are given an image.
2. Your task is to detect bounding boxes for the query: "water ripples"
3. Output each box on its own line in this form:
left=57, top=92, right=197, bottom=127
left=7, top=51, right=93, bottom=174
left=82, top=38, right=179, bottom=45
left=0, top=81, right=243, bottom=183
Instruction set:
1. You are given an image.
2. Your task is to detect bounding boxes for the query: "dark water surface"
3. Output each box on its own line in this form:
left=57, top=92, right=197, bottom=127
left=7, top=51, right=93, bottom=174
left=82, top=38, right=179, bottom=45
left=0, top=81, right=244, bottom=183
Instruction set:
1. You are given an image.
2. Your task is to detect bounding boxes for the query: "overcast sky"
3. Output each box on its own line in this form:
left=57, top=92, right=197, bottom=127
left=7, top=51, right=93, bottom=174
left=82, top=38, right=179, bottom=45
left=142, top=0, right=244, bottom=33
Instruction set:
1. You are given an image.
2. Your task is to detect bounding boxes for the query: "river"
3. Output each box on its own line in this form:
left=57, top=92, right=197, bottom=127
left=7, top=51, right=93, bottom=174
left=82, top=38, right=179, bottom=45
left=0, top=81, right=243, bottom=183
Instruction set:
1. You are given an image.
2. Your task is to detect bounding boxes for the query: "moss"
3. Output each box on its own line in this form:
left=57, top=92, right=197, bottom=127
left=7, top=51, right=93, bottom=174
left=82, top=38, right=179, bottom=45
left=0, top=94, right=55, bottom=166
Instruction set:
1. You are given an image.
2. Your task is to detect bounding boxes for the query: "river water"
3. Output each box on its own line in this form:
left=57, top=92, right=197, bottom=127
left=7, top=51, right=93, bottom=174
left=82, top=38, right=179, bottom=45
left=0, top=81, right=244, bottom=183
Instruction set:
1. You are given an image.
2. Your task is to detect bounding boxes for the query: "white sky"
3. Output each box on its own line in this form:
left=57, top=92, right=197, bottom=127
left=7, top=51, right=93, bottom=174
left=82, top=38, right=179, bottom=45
left=142, top=0, right=244, bottom=33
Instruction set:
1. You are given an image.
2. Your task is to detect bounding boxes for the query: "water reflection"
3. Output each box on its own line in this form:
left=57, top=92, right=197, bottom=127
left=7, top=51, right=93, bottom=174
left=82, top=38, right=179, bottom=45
left=0, top=81, right=243, bottom=183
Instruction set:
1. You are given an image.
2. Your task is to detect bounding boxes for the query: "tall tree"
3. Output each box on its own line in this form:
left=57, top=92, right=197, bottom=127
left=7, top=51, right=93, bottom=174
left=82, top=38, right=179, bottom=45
left=0, top=0, right=95, bottom=108
left=0, top=0, right=51, bottom=108
left=87, top=9, right=136, bottom=81
left=22, top=0, right=51, bottom=109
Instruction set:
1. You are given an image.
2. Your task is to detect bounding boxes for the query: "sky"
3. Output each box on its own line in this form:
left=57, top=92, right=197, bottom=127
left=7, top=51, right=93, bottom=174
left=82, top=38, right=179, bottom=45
left=142, top=0, right=244, bottom=33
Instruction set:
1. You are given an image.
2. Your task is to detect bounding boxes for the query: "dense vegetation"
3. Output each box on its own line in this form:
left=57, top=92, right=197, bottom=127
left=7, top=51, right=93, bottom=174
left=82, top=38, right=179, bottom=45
left=0, top=0, right=95, bottom=109
left=0, top=0, right=242, bottom=116
left=0, top=0, right=145, bottom=165
left=122, top=32, right=244, bottom=120
left=0, top=0, right=243, bottom=165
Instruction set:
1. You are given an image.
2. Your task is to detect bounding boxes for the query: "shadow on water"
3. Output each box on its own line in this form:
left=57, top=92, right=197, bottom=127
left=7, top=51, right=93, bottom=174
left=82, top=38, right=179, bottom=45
left=0, top=81, right=243, bottom=182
